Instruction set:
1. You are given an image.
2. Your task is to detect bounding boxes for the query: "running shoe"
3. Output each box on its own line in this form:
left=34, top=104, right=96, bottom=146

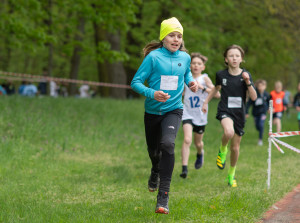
left=227, top=174, right=237, bottom=187
left=148, top=170, right=159, bottom=192
left=216, top=150, right=227, bottom=170
left=195, top=150, right=204, bottom=169
left=155, top=191, right=169, bottom=214
left=180, top=170, right=188, bottom=179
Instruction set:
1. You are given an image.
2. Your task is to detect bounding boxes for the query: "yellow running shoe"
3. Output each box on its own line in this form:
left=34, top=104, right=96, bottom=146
left=216, top=150, right=227, bottom=170
left=227, top=175, right=237, bottom=187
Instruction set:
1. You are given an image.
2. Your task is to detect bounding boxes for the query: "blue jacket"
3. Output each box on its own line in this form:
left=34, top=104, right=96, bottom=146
left=131, top=47, right=194, bottom=115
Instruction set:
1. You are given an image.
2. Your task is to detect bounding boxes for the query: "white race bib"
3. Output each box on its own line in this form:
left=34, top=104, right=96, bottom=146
left=276, top=98, right=282, bottom=104
left=255, top=98, right=263, bottom=106
left=160, top=75, right=178, bottom=90
left=228, top=97, right=242, bottom=108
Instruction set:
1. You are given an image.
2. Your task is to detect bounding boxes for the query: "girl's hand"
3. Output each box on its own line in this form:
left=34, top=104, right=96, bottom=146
left=189, top=81, right=198, bottom=92
left=242, top=72, right=251, bottom=85
left=202, top=103, right=208, bottom=113
left=245, top=114, right=249, bottom=118
left=154, top=91, right=170, bottom=102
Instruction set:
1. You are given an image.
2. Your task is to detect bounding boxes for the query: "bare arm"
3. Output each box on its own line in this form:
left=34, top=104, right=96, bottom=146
left=242, top=72, right=257, bottom=101
left=202, top=85, right=221, bottom=113
left=203, top=76, right=221, bottom=98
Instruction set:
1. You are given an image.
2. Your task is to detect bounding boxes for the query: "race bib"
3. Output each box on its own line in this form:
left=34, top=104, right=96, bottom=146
left=276, top=98, right=282, bottom=104
left=160, top=75, right=178, bottom=90
left=255, top=98, right=263, bottom=106
left=228, top=97, right=242, bottom=108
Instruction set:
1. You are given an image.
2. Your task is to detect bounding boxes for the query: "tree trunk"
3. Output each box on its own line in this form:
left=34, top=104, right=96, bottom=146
left=69, top=17, right=85, bottom=95
left=42, top=0, right=53, bottom=76
left=47, top=0, right=53, bottom=76
left=106, top=31, right=127, bottom=99
left=93, top=23, right=110, bottom=97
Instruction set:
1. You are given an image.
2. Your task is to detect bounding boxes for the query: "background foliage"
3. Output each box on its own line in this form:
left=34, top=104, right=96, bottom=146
left=0, top=0, right=299, bottom=97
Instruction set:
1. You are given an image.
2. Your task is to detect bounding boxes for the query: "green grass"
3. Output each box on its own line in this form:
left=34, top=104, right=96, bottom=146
left=0, top=96, right=299, bottom=222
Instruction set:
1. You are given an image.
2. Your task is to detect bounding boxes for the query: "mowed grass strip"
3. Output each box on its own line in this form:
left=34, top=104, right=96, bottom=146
left=0, top=96, right=299, bottom=222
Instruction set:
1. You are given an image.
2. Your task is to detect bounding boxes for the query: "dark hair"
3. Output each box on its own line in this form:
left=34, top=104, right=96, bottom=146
left=191, top=52, right=208, bottom=64
left=143, top=40, right=188, bottom=57
left=223, top=44, right=245, bottom=66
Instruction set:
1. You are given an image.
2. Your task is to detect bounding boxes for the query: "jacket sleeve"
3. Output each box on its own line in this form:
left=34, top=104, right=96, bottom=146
left=184, top=56, right=194, bottom=86
left=131, top=55, right=156, bottom=99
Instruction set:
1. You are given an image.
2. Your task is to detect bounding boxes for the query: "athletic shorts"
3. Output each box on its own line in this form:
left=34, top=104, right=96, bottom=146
left=182, top=119, right=206, bottom=134
left=216, top=112, right=245, bottom=136
left=273, top=112, right=283, bottom=119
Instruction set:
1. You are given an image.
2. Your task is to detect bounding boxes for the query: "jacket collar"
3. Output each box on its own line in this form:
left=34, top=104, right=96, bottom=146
left=161, top=46, right=180, bottom=56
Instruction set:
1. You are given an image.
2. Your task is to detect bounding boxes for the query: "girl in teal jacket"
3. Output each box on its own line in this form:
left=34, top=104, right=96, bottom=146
left=131, top=17, right=198, bottom=214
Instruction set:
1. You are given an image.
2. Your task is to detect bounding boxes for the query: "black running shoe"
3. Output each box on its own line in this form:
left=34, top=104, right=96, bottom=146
left=155, top=191, right=169, bottom=214
left=148, top=170, right=159, bottom=192
left=180, top=170, right=188, bottom=179
left=195, top=150, right=204, bottom=169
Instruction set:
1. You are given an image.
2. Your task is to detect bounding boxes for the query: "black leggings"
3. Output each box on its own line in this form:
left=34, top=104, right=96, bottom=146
left=144, top=109, right=183, bottom=192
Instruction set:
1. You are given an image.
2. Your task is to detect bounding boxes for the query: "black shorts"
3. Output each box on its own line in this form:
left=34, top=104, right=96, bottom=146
left=182, top=119, right=206, bottom=134
left=273, top=112, right=283, bottom=119
left=216, top=112, right=245, bottom=136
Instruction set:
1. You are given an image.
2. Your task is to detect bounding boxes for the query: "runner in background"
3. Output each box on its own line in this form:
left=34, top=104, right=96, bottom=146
left=202, top=44, right=257, bottom=187
left=131, top=17, right=198, bottom=214
left=180, top=52, right=220, bottom=178
left=293, top=82, right=300, bottom=130
left=246, top=79, right=270, bottom=146
left=270, top=81, right=286, bottom=132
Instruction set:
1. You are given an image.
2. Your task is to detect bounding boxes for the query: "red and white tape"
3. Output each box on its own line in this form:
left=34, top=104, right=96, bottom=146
left=269, top=131, right=300, bottom=138
left=271, top=136, right=300, bottom=154
left=0, top=71, right=132, bottom=89
left=270, top=138, right=285, bottom=154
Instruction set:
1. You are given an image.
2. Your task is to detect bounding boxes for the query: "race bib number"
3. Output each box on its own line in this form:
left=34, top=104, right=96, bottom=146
left=255, top=98, right=263, bottom=106
left=160, top=75, right=178, bottom=90
left=276, top=98, right=282, bottom=104
left=228, top=97, right=242, bottom=108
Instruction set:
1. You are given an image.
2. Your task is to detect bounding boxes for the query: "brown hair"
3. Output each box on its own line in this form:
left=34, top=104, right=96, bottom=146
left=191, top=52, right=208, bottom=64
left=223, top=44, right=245, bottom=66
left=255, top=79, right=267, bottom=88
left=143, top=40, right=188, bottom=57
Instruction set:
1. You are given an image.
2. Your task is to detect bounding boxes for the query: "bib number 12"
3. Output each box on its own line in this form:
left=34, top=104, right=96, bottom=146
left=189, top=96, right=200, bottom=108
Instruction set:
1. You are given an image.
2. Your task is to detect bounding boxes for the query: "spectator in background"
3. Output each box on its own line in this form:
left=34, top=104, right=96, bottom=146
left=90, top=85, right=97, bottom=98
left=79, top=84, right=90, bottom=98
left=283, top=87, right=292, bottom=118
left=60, top=82, right=69, bottom=97
left=50, top=80, right=59, bottom=97
left=23, top=82, right=38, bottom=97
left=18, top=81, right=27, bottom=95
left=38, top=67, right=48, bottom=96
left=3, top=81, right=15, bottom=95
left=293, top=82, right=300, bottom=130
left=270, top=81, right=285, bottom=132
left=0, top=84, right=7, bottom=95
left=246, top=79, right=270, bottom=146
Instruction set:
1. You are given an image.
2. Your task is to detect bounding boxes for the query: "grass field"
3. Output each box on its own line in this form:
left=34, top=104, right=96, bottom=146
left=0, top=96, right=299, bottom=222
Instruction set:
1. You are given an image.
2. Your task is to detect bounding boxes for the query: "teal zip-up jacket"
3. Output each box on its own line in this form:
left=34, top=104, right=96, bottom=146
left=131, top=47, right=194, bottom=115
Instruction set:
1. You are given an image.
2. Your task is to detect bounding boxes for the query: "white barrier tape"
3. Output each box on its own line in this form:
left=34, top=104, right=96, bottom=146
left=270, top=138, right=285, bottom=154
left=271, top=137, right=300, bottom=154
left=270, top=131, right=300, bottom=138
left=0, top=71, right=132, bottom=89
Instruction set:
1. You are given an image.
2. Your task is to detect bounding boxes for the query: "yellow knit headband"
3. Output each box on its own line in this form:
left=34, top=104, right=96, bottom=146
left=159, top=17, right=183, bottom=41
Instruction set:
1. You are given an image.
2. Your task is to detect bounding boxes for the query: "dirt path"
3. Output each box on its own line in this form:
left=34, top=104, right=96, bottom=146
left=259, top=184, right=300, bottom=223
